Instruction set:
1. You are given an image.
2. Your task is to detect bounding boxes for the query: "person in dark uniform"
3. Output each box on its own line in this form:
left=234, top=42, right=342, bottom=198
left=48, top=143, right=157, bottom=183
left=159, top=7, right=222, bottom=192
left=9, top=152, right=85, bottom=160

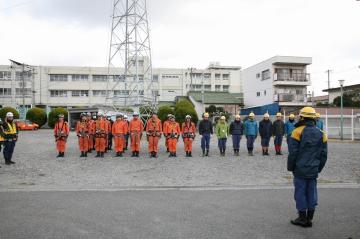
left=198, top=112, right=213, bottom=157
left=1, top=112, right=19, bottom=165
left=288, top=107, right=328, bottom=228
left=259, top=113, right=272, bottom=156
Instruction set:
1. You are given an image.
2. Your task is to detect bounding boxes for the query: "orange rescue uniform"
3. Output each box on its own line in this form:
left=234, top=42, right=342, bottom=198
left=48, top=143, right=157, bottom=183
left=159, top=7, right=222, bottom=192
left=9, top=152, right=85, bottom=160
left=76, top=120, right=89, bottom=152
left=95, top=118, right=108, bottom=152
left=112, top=120, right=129, bottom=153
left=146, top=118, right=162, bottom=153
left=54, top=121, right=70, bottom=153
left=129, top=118, right=144, bottom=152
left=182, top=121, right=196, bottom=152
left=164, top=121, right=181, bottom=153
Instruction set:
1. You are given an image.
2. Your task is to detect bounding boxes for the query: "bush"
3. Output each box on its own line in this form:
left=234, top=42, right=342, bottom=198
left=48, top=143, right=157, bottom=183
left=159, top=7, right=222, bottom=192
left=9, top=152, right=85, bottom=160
left=26, top=107, right=47, bottom=128
left=157, top=105, right=174, bottom=123
left=175, top=99, right=193, bottom=111
left=174, top=106, right=199, bottom=126
left=205, top=104, right=217, bottom=114
left=0, top=107, right=19, bottom=120
left=48, top=107, right=68, bottom=128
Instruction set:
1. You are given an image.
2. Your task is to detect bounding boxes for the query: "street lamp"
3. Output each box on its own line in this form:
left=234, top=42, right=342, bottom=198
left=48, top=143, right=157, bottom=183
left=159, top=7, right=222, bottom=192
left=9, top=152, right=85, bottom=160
left=339, top=79, right=345, bottom=140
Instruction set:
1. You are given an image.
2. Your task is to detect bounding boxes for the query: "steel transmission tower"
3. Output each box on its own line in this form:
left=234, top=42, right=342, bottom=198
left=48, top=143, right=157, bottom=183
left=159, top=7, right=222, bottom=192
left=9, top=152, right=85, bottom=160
left=106, top=0, right=157, bottom=114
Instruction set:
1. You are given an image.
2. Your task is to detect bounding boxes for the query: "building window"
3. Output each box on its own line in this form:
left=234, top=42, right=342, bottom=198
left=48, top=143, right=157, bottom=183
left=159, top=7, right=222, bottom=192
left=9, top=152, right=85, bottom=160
left=50, top=90, right=67, bottom=97
left=152, top=75, right=159, bottom=82
left=114, top=90, right=129, bottom=96
left=204, top=85, right=211, bottom=91
left=92, top=90, right=107, bottom=97
left=93, top=75, right=108, bottom=82
left=261, top=69, right=270, bottom=81
left=256, top=92, right=261, bottom=97
left=50, top=74, right=68, bottom=82
left=0, top=88, right=11, bottom=96
left=162, top=74, right=180, bottom=79
left=223, top=85, right=229, bottom=92
left=15, top=88, right=32, bottom=97
left=15, top=71, right=32, bottom=81
left=113, top=75, right=125, bottom=82
left=222, top=74, right=229, bottom=80
left=215, top=74, right=221, bottom=80
left=256, top=73, right=260, bottom=79
left=0, top=71, right=11, bottom=81
left=72, top=74, right=88, bottom=81
left=204, top=73, right=211, bottom=79
left=215, top=85, right=221, bottom=91
left=71, top=90, right=88, bottom=97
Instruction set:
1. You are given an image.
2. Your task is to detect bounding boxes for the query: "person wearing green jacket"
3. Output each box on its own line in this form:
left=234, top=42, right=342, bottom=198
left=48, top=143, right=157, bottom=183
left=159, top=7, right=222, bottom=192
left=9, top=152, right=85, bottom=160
left=215, top=116, right=230, bottom=156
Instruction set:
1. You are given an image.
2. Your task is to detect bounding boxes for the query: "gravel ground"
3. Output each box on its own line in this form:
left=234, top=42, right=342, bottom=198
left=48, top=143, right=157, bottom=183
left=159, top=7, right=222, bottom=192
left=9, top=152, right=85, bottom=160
left=0, top=129, right=359, bottom=190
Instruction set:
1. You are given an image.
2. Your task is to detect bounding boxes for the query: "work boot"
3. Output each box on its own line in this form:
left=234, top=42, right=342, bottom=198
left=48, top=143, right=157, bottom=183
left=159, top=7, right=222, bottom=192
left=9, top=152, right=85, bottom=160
left=173, top=153, right=177, bottom=157
left=169, top=153, right=172, bottom=157
left=205, top=150, right=209, bottom=157
left=136, top=151, right=140, bottom=157
left=96, top=152, right=100, bottom=157
left=291, top=211, right=308, bottom=227
left=80, top=152, right=84, bottom=157
left=131, top=151, right=136, bottom=157
left=5, top=161, right=11, bottom=165
left=189, top=152, right=192, bottom=157
left=119, top=152, right=123, bottom=157
left=223, top=149, right=226, bottom=156
left=234, top=149, right=237, bottom=156
left=262, top=149, right=265, bottom=156
left=153, top=152, right=157, bottom=158
left=100, top=152, right=104, bottom=158
left=249, top=151, right=254, bottom=156
left=84, top=152, right=87, bottom=157
left=202, top=149, right=205, bottom=157
left=307, top=210, right=315, bottom=227
left=57, top=152, right=62, bottom=158
left=236, top=149, right=240, bottom=156
left=61, top=152, right=65, bottom=157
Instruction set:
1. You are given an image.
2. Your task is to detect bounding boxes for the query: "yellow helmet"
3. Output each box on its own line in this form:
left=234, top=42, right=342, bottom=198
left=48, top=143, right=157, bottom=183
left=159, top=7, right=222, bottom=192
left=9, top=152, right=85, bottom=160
left=249, top=112, right=255, bottom=117
left=235, top=114, right=241, bottom=119
left=203, top=112, right=210, bottom=118
left=264, top=113, right=270, bottom=118
left=316, top=113, right=320, bottom=118
left=220, top=116, right=226, bottom=120
left=289, top=114, right=295, bottom=118
left=276, top=112, right=282, bottom=117
left=299, top=107, right=316, bottom=119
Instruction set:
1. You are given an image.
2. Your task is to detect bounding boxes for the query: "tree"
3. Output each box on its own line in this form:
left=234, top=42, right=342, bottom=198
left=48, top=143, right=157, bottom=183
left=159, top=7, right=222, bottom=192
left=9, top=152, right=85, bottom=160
left=175, top=99, right=193, bottom=111
left=48, top=108, right=68, bottom=128
left=174, top=106, right=199, bottom=126
left=157, top=105, right=174, bottom=122
left=0, top=107, right=19, bottom=120
left=333, top=93, right=360, bottom=107
left=26, top=107, right=47, bottom=128
left=205, top=104, right=217, bottom=114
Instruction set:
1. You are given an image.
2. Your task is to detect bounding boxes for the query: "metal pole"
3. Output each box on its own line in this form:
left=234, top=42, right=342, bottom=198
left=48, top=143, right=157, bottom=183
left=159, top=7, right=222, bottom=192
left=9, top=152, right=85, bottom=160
left=351, top=109, right=354, bottom=141
left=340, top=84, right=344, bottom=140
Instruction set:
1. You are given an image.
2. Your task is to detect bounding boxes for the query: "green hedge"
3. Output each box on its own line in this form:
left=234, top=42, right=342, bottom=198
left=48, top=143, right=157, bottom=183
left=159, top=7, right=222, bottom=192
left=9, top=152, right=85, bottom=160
left=48, top=108, right=68, bottom=128
left=0, top=107, right=19, bottom=120
left=174, top=106, right=199, bottom=126
left=157, top=105, right=174, bottom=123
left=175, top=99, right=193, bottom=111
left=26, top=107, right=47, bottom=128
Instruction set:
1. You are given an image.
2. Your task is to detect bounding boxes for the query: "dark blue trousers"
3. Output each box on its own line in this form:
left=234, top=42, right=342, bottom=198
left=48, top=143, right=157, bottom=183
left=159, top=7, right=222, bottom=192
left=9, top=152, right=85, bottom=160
left=261, top=136, right=270, bottom=147
left=246, top=135, right=256, bottom=151
left=294, top=177, right=318, bottom=211
left=201, top=133, right=211, bottom=151
left=218, top=138, right=227, bottom=150
left=3, top=140, right=16, bottom=162
left=274, top=135, right=283, bottom=146
left=286, top=135, right=291, bottom=145
left=232, top=135, right=241, bottom=150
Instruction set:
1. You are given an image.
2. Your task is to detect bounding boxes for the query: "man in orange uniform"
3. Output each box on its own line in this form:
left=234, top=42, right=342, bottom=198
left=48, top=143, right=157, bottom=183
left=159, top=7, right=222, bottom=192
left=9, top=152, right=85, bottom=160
left=146, top=113, right=162, bottom=158
left=164, top=115, right=181, bottom=157
left=112, top=114, right=128, bottom=157
left=129, top=112, right=143, bottom=157
left=163, top=114, right=171, bottom=152
left=94, top=112, right=108, bottom=158
left=86, top=112, right=95, bottom=153
left=182, top=115, right=196, bottom=157
left=54, top=114, right=70, bottom=158
left=76, top=113, right=89, bottom=158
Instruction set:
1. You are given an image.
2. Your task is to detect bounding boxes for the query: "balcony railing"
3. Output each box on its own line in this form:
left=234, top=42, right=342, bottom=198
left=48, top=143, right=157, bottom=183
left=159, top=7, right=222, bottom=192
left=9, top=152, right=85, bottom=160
left=274, top=73, right=310, bottom=82
left=274, top=93, right=305, bottom=102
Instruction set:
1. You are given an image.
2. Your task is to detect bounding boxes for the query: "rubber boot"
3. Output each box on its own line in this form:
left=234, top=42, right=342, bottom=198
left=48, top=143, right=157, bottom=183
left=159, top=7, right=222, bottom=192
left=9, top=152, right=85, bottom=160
left=291, top=211, right=308, bottom=227
left=173, top=152, right=177, bottom=157
left=84, top=152, right=87, bottom=157
left=136, top=151, right=139, bottom=157
left=189, top=151, right=192, bottom=157
left=101, top=152, right=105, bottom=158
left=131, top=151, right=136, bottom=157
left=96, top=152, right=100, bottom=157
left=307, top=210, right=315, bottom=227
left=119, top=152, right=123, bottom=157
left=202, top=149, right=205, bottom=157
left=205, top=150, right=209, bottom=157
left=57, top=152, right=62, bottom=158
left=80, top=152, right=84, bottom=157
left=61, top=152, right=65, bottom=157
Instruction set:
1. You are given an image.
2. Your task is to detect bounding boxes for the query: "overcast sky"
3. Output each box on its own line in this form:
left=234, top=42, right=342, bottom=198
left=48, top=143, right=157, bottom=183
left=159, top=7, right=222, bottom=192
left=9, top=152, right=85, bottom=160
left=0, top=0, right=359, bottom=95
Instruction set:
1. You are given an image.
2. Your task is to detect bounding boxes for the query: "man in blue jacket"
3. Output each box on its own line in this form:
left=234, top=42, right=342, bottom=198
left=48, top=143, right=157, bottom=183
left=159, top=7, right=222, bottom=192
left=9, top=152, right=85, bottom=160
left=285, top=114, right=296, bottom=145
left=315, top=113, right=324, bottom=130
left=244, top=112, right=258, bottom=156
left=288, top=107, right=328, bottom=228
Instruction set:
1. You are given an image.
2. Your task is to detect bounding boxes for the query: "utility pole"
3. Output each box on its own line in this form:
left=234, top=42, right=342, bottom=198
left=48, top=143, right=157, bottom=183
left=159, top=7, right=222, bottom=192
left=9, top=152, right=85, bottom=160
left=188, top=67, right=195, bottom=91
left=325, top=69, right=332, bottom=103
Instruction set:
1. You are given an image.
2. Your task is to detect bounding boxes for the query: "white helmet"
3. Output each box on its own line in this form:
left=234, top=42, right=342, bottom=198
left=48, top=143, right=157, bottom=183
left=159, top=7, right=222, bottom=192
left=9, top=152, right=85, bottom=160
left=124, top=115, right=128, bottom=119
left=6, top=112, right=14, bottom=117
left=133, top=112, right=139, bottom=116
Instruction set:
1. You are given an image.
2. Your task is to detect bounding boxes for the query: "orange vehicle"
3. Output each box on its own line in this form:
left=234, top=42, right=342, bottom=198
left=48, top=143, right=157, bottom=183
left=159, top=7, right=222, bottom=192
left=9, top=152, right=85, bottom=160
left=16, top=120, right=39, bottom=131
